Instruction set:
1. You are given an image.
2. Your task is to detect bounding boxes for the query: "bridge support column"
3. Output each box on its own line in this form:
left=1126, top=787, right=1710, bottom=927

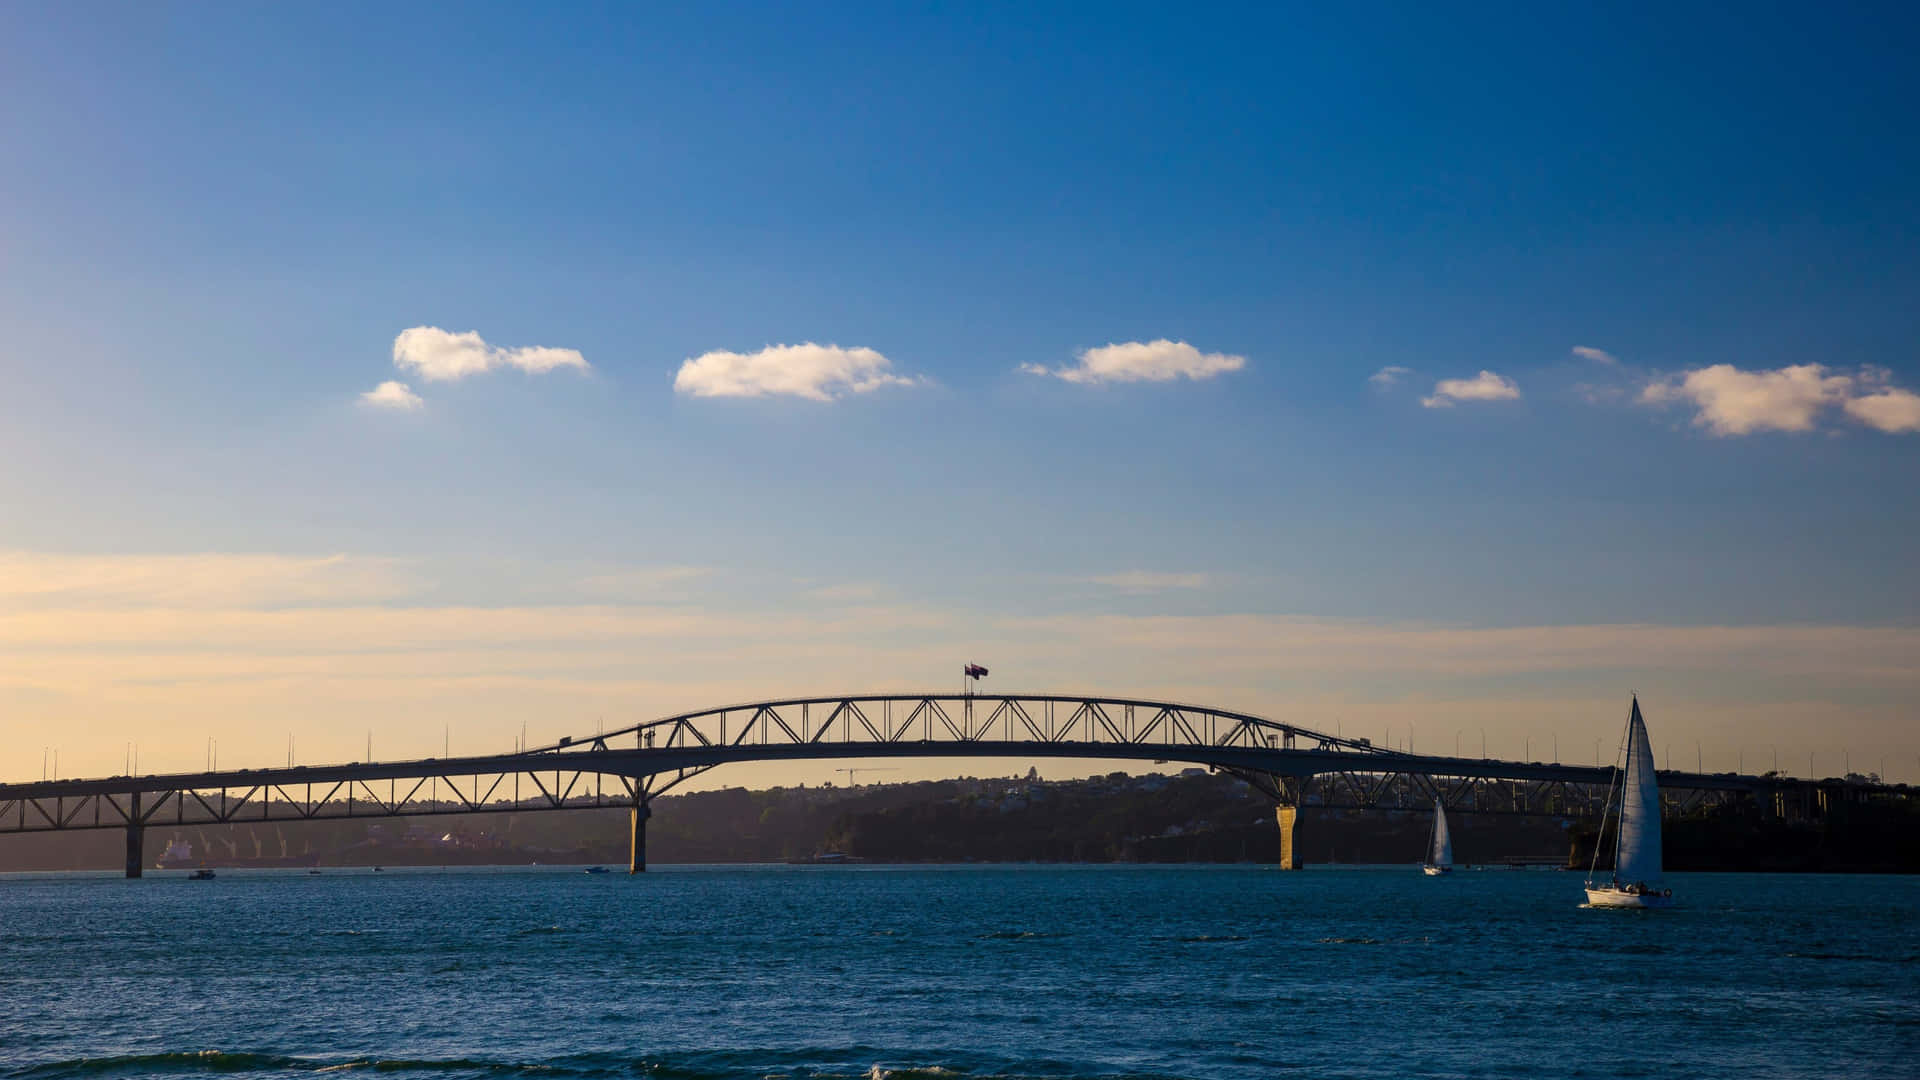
left=125, top=823, right=144, bottom=878
left=1275, top=805, right=1299, bottom=870
left=628, top=800, right=652, bottom=874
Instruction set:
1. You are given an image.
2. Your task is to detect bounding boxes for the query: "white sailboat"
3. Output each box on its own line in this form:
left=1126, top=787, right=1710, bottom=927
left=1584, top=696, right=1674, bottom=908
left=1421, top=797, right=1453, bottom=875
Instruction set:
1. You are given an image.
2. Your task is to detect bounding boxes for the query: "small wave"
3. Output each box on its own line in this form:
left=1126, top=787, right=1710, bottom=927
left=6, top=1051, right=576, bottom=1078
left=1167, top=935, right=1250, bottom=943
left=9, top=1051, right=307, bottom=1077
left=1314, top=936, right=1380, bottom=945
left=514, top=926, right=564, bottom=937
left=976, top=931, right=1060, bottom=940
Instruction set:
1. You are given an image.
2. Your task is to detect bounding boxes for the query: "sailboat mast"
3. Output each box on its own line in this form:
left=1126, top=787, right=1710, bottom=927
left=1587, top=705, right=1629, bottom=884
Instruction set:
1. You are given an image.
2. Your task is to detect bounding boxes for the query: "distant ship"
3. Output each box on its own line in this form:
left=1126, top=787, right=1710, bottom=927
left=156, top=838, right=198, bottom=870
left=155, top=836, right=320, bottom=870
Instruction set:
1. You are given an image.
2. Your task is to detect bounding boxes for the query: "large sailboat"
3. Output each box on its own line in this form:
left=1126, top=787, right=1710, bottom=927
left=1584, top=696, right=1674, bottom=908
left=1421, top=798, right=1453, bottom=875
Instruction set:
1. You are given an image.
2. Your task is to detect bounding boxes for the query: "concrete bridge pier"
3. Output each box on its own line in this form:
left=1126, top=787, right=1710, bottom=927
left=124, top=792, right=143, bottom=878
left=628, top=799, right=652, bottom=874
left=1274, top=805, right=1299, bottom=870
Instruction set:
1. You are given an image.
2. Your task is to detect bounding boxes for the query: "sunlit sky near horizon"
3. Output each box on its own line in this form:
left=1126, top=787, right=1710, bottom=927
left=2, top=4, right=1917, bottom=787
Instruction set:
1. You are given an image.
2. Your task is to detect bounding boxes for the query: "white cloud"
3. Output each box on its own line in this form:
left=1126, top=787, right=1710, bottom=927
left=673, top=343, right=919, bottom=401
left=1084, top=571, right=1212, bottom=592
left=1024, top=339, right=1245, bottom=384
left=1571, top=346, right=1618, bottom=365
left=359, top=380, right=424, bottom=411
left=1640, top=363, right=1853, bottom=436
left=1843, top=387, right=1920, bottom=433
left=392, top=326, right=588, bottom=382
left=1369, top=366, right=1412, bottom=389
left=1421, top=370, right=1521, bottom=408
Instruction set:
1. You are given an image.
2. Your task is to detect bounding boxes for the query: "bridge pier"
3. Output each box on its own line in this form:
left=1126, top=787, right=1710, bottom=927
left=1275, top=805, right=1299, bottom=870
left=628, top=800, right=652, bottom=874
left=125, top=824, right=144, bottom=878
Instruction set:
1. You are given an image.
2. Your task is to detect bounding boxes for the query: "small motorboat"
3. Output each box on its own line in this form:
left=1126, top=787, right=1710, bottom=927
left=583, top=866, right=610, bottom=874
left=187, top=868, right=216, bottom=881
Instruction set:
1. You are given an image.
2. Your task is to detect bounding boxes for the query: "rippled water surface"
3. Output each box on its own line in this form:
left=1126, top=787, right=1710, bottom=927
left=2, top=866, right=1915, bottom=1078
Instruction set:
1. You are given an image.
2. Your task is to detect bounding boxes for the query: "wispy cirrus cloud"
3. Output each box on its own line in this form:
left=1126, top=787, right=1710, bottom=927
left=575, top=566, right=715, bottom=599
left=0, top=551, right=418, bottom=610
left=1369, top=366, right=1412, bottom=389
left=1421, top=370, right=1520, bottom=408
left=359, top=380, right=424, bottom=411
left=1082, top=571, right=1213, bottom=592
left=1022, top=340, right=1245, bottom=384
left=674, top=343, right=921, bottom=401
left=6, top=548, right=1918, bottom=780
left=1571, top=346, right=1618, bottom=365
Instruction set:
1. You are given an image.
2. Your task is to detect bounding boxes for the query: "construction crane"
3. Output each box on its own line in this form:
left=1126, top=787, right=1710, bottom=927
left=835, top=767, right=899, bottom=786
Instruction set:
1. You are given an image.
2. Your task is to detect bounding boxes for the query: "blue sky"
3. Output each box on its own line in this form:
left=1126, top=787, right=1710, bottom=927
left=2, top=4, right=1916, bottom=784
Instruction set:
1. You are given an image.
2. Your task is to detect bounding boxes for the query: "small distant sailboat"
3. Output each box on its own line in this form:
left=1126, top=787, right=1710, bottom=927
left=1585, top=696, right=1674, bottom=909
left=1422, top=798, right=1453, bottom=875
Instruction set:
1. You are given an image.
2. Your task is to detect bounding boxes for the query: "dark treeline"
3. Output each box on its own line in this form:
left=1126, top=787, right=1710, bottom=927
left=3, top=770, right=1916, bottom=872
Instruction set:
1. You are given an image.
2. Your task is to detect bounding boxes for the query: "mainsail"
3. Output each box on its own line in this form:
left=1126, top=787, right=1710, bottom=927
left=1613, top=697, right=1663, bottom=884
left=1429, top=799, right=1453, bottom=867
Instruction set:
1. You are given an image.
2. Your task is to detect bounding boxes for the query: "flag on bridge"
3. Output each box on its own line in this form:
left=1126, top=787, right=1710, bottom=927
left=964, top=663, right=989, bottom=679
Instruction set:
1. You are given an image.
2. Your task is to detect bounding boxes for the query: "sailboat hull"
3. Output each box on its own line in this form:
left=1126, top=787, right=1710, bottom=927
left=1584, top=886, right=1673, bottom=909
left=1422, top=865, right=1451, bottom=876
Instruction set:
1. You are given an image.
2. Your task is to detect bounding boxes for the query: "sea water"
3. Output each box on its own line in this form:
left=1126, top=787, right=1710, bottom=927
left=1, top=865, right=1914, bottom=1078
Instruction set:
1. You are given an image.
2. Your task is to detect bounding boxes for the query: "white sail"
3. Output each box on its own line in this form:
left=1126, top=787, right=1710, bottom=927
left=1429, top=799, right=1453, bottom=867
left=1613, top=697, right=1662, bottom=884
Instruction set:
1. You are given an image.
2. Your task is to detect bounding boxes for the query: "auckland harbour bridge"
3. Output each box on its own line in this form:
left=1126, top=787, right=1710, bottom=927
left=0, top=692, right=1893, bottom=876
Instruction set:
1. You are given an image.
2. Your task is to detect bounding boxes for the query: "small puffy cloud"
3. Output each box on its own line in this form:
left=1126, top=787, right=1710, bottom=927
left=1571, top=346, right=1618, bottom=365
left=1421, top=371, right=1521, bottom=408
left=1640, top=363, right=1852, bottom=436
left=674, top=343, right=919, bottom=401
left=1024, top=339, right=1245, bottom=384
left=1843, top=387, right=1920, bottom=433
left=359, top=380, right=424, bottom=411
left=1369, top=366, right=1412, bottom=389
left=392, top=326, right=588, bottom=382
